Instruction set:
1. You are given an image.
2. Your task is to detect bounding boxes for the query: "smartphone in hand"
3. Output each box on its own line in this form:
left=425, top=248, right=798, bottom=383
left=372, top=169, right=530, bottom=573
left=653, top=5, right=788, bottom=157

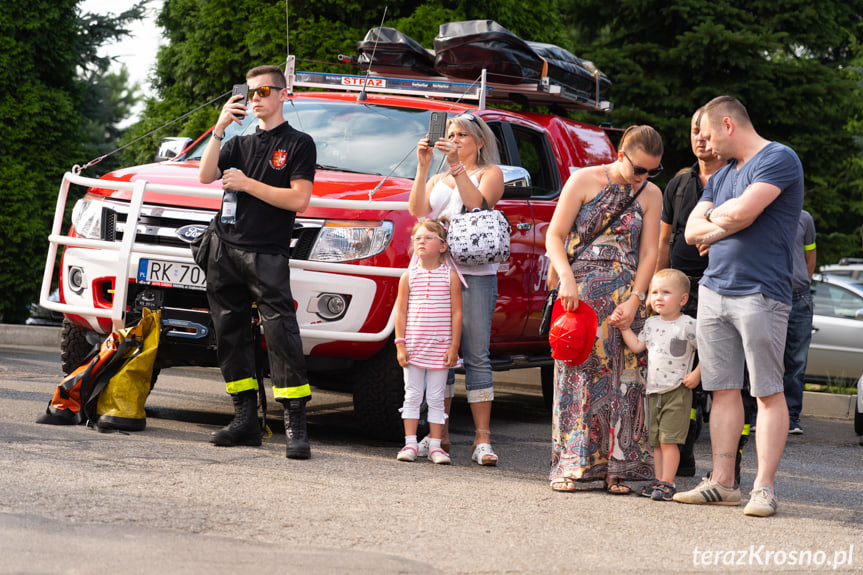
left=428, top=111, right=447, bottom=144
left=231, top=83, right=248, bottom=120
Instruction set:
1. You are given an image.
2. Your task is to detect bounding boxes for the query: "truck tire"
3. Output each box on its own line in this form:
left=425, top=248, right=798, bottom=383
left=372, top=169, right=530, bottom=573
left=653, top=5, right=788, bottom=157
left=541, top=365, right=554, bottom=411
left=352, top=340, right=405, bottom=440
left=60, top=319, right=101, bottom=375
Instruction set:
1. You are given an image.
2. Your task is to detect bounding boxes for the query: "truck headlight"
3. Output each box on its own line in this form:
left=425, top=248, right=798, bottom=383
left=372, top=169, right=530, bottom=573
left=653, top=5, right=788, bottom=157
left=308, top=221, right=393, bottom=262
left=71, top=194, right=104, bottom=239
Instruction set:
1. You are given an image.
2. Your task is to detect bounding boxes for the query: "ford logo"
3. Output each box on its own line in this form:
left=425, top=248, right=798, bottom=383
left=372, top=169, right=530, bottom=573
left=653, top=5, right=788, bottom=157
left=176, top=224, right=209, bottom=243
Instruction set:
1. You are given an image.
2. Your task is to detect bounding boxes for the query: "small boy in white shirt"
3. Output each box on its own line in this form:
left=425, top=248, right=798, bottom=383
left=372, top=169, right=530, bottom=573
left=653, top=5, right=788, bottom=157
left=621, top=268, right=700, bottom=501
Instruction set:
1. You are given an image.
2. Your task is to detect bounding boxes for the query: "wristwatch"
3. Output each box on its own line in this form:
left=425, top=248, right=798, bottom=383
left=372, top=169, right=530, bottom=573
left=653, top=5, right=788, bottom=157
left=634, top=289, right=646, bottom=302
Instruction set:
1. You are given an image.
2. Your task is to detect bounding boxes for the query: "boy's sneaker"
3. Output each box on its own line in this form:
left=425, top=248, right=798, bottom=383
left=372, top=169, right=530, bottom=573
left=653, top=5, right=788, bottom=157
left=640, top=481, right=661, bottom=497
left=789, top=421, right=803, bottom=435
left=744, top=486, right=778, bottom=517
left=651, top=482, right=677, bottom=501
left=672, top=477, right=741, bottom=506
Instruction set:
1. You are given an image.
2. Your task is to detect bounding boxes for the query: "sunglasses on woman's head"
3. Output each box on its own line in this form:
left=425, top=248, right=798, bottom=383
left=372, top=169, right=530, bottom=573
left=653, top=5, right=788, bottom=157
left=246, top=85, right=283, bottom=99
left=457, top=113, right=481, bottom=126
left=623, top=151, right=663, bottom=178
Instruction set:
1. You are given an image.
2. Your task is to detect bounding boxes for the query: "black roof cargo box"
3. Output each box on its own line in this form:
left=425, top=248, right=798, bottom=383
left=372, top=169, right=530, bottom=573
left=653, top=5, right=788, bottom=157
left=433, top=20, right=541, bottom=84
left=357, top=27, right=436, bottom=77
left=433, top=20, right=610, bottom=99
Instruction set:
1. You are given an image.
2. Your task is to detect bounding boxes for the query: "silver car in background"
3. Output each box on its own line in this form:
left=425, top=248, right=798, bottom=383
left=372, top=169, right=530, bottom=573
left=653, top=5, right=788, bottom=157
left=819, top=258, right=863, bottom=281
left=807, top=273, right=863, bottom=383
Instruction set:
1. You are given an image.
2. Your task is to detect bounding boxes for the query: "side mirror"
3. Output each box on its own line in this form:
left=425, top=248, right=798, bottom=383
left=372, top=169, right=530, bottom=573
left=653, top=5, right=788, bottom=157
left=155, top=137, right=193, bottom=162
left=500, top=165, right=535, bottom=199
left=500, top=165, right=531, bottom=187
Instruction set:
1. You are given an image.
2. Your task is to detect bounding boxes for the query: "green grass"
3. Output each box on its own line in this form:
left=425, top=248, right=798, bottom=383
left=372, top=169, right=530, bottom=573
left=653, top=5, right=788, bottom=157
left=804, top=382, right=858, bottom=395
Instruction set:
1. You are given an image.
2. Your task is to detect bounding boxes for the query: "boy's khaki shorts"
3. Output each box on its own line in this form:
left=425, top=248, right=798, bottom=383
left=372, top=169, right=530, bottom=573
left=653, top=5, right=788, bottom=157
left=648, top=384, right=692, bottom=447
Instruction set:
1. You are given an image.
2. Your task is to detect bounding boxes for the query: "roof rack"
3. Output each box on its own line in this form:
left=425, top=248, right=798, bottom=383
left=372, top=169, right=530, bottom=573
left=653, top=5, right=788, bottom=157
left=292, top=71, right=486, bottom=101
left=290, top=69, right=612, bottom=112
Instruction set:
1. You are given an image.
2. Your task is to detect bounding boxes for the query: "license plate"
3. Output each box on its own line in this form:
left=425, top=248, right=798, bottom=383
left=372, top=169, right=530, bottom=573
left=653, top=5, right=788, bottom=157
left=137, top=259, right=206, bottom=290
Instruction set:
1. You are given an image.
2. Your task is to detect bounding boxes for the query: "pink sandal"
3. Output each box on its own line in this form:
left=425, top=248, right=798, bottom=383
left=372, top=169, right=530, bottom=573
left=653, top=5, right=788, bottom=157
left=396, top=445, right=418, bottom=462
left=429, top=448, right=452, bottom=465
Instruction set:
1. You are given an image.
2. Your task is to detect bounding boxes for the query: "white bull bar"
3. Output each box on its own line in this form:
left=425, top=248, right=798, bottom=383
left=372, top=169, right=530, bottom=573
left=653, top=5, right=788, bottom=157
left=39, top=171, right=408, bottom=341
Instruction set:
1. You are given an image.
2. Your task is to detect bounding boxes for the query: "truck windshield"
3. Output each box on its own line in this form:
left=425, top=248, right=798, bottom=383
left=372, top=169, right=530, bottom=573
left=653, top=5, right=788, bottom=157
left=184, top=100, right=445, bottom=179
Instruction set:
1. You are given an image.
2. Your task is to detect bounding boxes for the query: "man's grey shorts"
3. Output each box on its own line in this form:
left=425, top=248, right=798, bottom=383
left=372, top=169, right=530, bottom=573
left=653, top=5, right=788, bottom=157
left=696, top=285, right=791, bottom=398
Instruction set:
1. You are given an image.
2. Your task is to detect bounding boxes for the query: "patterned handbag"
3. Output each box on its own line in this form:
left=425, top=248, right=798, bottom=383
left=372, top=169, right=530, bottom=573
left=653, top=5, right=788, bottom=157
left=447, top=199, right=511, bottom=265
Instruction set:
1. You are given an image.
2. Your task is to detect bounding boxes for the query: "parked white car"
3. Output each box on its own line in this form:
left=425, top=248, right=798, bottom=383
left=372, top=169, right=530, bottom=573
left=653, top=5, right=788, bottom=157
left=807, top=273, right=863, bottom=383
left=819, top=258, right=863, bottom=281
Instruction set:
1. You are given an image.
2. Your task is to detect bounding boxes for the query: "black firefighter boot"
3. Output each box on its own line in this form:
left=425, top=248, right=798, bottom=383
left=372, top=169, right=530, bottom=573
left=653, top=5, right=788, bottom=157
left=734, top=425, right=750, bottom=487
left=281, top=397, right=311, bottom=459
left=210, top=389, right=262, bottom=447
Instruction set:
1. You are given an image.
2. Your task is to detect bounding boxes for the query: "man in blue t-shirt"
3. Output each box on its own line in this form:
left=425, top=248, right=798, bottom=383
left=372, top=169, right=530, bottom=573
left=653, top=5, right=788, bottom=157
left=674, top=96, right=804, bottom=518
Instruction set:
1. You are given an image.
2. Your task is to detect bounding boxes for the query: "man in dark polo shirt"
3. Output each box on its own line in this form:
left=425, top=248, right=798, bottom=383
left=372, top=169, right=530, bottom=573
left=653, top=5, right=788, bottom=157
left=199, top=65, right=316, bottom=459
left=656, top=108, right=725, bottom=477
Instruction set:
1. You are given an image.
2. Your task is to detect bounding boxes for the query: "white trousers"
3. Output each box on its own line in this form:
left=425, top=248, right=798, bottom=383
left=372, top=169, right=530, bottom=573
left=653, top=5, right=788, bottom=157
left=400, top=365, right=448, bottom=425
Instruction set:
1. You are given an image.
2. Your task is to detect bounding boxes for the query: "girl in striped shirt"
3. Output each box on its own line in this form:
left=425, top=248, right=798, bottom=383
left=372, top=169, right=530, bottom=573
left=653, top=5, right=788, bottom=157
left=394, top=219, right=463, bottom=464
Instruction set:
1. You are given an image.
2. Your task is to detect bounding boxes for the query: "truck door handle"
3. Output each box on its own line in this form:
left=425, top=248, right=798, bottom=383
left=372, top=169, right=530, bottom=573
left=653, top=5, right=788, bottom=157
left=516, top=222, right=532, bottom=231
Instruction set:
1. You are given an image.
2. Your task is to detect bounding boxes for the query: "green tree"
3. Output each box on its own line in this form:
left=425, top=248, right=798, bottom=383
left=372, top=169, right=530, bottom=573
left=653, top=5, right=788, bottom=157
left=560, top=0, right=863, bottom=263
left=0, top=0, right=146, bottom=322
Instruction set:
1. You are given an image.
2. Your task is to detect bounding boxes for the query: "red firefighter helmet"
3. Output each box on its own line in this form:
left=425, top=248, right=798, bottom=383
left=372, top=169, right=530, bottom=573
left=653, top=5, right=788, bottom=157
left=548, top=299, right=598, bottom=366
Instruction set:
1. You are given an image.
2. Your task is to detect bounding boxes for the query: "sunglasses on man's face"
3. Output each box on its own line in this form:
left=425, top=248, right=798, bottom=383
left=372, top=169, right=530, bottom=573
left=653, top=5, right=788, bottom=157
left=246, top=85, right=283, bottom=99
left=623, top=151, right=663, bottom=178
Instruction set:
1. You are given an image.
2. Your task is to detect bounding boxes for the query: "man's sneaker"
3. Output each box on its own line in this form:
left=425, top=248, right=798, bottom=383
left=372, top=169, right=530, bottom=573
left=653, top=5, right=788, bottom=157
left=672, top=477, right=741, bottom=506
left=789, top=421, right=803, bottom=435
left=744, top=486, right=778, bottom=517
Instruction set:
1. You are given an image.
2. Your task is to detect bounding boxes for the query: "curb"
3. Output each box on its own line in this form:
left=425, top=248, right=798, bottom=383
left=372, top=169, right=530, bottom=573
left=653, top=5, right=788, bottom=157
left=802, top=391, right=856, bottom=420
left=0, top=324, right=855, bottom=420
left=0, top=324, right=61, bottom=348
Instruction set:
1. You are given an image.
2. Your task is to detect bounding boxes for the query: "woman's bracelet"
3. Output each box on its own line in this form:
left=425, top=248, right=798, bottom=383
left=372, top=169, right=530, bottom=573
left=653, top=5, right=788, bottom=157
left=394, top=338, right=406, bottom=345
left=449, top=162, right=465, bottom=177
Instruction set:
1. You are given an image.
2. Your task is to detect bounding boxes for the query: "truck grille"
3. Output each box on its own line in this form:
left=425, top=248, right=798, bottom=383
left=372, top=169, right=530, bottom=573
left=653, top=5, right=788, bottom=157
left=100, top=200, right=321, bottom=260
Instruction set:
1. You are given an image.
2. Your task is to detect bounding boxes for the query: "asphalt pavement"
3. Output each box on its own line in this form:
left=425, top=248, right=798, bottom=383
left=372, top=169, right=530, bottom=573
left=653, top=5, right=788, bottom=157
left=1, top=326, right=861, bottom=574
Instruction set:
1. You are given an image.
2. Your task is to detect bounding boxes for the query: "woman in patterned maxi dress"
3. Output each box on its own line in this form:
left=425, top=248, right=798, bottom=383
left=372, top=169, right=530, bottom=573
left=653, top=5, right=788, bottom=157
left=544, top=126, right=664, bottom=493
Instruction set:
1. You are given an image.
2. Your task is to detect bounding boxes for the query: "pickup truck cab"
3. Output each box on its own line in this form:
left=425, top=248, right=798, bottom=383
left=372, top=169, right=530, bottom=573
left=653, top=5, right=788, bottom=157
left=47, top=68, right=617, bottom=438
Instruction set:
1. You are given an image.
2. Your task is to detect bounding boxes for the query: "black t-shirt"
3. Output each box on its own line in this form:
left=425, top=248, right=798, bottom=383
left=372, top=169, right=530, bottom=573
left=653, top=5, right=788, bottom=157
left=661, top=164, right=708, bottom=277
left=216, top=121, right=316, bottom=255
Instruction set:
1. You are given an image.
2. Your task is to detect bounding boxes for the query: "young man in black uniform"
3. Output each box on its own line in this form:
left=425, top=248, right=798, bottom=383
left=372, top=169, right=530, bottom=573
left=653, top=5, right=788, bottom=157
left=199, top=65, right=316, bottom=459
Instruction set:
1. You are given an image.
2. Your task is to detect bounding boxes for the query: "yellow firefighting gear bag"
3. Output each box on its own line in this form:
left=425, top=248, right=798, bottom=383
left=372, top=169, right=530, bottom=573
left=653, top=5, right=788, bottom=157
left=95, top=308, right=161, bottom=431
left=36, top=309, right=160, bottom=431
